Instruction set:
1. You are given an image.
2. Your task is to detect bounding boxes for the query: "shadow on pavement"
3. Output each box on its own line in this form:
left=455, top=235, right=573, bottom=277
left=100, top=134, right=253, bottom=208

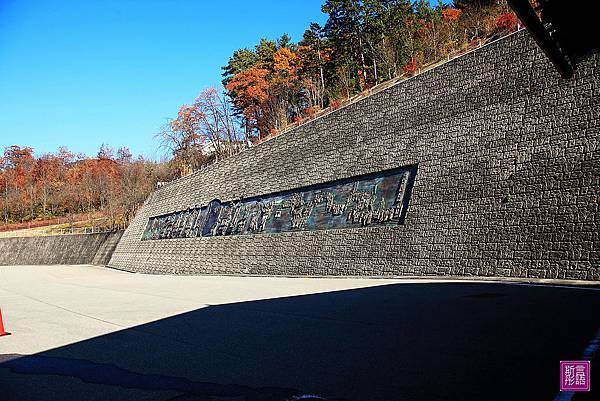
left=1, top=282, right=599, bottom=400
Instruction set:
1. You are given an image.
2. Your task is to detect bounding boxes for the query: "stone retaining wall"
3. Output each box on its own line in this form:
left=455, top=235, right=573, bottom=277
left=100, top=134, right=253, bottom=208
left=0, top=231, right=124, bottom=266
left=109, top=30, right=600, bottom=280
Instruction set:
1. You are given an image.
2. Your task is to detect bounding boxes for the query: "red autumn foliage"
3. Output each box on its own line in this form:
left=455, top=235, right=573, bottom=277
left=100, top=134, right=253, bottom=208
left=442, top=8, right=462, bottom=23
left=226, top=67, right=270, bottom=108
left=303, top=106, right=317, bottom=116
left=496, top=13, right=519, bottom=31
left=0, top=145, right=175, bottom=228
left=330, top=99, right=342, bottom=110
left=402, top=58, right=418, bottom=74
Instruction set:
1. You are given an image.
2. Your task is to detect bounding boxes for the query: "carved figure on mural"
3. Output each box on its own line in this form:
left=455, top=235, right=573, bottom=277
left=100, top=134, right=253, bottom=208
left=141, top=165, right=417, bottom=240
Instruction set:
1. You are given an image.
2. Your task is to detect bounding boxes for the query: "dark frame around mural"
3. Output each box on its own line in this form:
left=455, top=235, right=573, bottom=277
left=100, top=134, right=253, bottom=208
left=141, top=164, right=418, bottom=240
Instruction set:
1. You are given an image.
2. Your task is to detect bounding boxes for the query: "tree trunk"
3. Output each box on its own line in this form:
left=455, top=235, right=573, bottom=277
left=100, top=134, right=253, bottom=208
left=373, top=57, right=378, bottom=83
left=358, top=35, right=368, bottom=85
left=318, top=50, right=325, bottom=108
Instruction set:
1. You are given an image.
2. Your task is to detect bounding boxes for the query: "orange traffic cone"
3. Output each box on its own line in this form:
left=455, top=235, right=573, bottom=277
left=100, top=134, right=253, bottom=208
left=0, top=307, right=10, bottom=336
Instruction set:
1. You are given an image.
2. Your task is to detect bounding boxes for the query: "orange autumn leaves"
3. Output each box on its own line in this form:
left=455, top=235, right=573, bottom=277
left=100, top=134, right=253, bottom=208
left=225, top=46, right=307, bottom=139
left=1, top=145, right=175, bottom=227
left=273, top=47, right=299, bottom=77
left=226, top=67, right=270, bottom=116
left=442, top=8, right=462, bottom=23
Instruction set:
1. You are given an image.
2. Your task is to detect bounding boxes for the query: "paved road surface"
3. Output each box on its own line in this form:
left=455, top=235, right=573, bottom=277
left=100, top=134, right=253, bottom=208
left=0, top=265, right=598, bottom=401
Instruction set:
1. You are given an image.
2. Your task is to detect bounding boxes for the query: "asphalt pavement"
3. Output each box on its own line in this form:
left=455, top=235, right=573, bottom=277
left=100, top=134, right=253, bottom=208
left=0, top=265, right=598, bottom=401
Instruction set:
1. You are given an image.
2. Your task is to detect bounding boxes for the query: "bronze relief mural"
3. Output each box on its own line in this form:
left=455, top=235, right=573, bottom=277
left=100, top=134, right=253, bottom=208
left=141, top=164, right=418, bottom=240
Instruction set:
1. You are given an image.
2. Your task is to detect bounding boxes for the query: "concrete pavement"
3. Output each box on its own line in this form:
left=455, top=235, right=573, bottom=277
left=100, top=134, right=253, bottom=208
left=0, top=265, right=599, bottom=400
left=0, top=265, right=416, bottom=356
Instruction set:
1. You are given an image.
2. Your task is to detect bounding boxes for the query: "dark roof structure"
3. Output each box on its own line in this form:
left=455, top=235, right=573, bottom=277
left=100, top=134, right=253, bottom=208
left=508, top=0, right=599, bottom=78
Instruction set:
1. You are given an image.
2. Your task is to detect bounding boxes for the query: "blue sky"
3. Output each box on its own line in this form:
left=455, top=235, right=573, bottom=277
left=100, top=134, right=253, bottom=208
left=0, top=0, right=444, bottom=160
left=0, top=0, right=330, bottom=159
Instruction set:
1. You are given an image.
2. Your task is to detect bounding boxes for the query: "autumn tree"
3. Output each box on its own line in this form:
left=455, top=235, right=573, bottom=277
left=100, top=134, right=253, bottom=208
left=193, top=87, right=246, bottom=158
left=453, top=0, right=508, bottom=41
left=270, top=46, right=302, bottom=130
left=225, top=67, right=270, bottom=138
left=0, top=156, right=9, bottom=223
left=157, top=87, right=245, bottom=175
left=1, top=146, right=35, bottom=221
left=156, top=103, right=204, bottom=175
left=0, top=144, right=174, bottom=230
left=34, top=153, right=62, bottom=215
left=109, top=150, right=153, bottom=224
left=298, top=23, right=331, bottom=109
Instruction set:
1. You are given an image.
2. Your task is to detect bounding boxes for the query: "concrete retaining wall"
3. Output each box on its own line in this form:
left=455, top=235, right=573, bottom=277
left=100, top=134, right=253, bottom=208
left=0, top=231, right=124, bottom=266
left=109, top=30, right=600, bottom=280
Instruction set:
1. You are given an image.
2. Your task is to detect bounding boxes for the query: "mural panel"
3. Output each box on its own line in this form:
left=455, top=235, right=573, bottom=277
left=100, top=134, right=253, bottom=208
left=141, top=165, right=418, bottom=240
